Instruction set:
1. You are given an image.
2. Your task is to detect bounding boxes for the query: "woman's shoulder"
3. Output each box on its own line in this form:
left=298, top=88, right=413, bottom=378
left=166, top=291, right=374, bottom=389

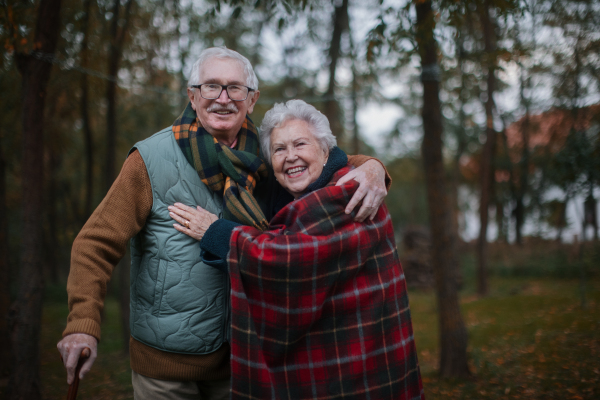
left=295, top=166, right=358, bottom=213
left=325, top=164, right=354, bottom=188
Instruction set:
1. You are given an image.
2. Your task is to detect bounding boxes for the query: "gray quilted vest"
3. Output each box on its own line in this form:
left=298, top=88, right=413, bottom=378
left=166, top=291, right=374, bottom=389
left=128, top=127, right=229, bottom=355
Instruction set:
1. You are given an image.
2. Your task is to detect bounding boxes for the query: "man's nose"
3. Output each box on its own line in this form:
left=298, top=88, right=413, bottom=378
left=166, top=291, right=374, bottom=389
left=215, top=87, right=231, bottom=103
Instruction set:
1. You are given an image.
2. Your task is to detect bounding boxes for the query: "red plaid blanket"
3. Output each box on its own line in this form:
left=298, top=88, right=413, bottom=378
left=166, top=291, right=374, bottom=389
left=228, top=165, right=425, bottom=400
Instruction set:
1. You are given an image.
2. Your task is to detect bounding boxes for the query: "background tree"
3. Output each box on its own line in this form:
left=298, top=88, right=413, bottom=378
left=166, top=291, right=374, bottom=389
left=0, top=126, right=10, bottom=378
left=104, top=0, right=135, bottom=194
left=323, top=0, right=348, bottom=140
left=8, top=0, right=62, bottom=397
left=0, top=5, right=26, bottom=380
left=475, top=0, right=499, bottom=297
left=415, top=0, right=470, bottom=377
left=510, top=0, right=541, bottom=245
left=546, top=0, right=600, bottom=241
left=80, top=0, right=95, bottom=221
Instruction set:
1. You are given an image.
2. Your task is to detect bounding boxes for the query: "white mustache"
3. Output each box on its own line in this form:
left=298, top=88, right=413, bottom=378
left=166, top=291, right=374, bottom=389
left=207, top=103, right=238, bottom=113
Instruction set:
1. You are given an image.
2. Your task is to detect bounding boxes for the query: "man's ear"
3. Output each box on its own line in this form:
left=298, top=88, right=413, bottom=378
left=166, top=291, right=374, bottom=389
left=246, top=90, right=260, bottom=115
left=187, top=88, right=197, bottom=110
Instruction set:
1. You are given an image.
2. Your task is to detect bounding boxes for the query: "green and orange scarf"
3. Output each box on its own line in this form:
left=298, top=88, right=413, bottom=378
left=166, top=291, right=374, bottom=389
left=173, top=102, right=269, bottom=231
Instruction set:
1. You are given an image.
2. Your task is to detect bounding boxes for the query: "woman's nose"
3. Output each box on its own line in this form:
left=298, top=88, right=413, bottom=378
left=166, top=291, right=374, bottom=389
left=285, top=150, right=298, bottom=161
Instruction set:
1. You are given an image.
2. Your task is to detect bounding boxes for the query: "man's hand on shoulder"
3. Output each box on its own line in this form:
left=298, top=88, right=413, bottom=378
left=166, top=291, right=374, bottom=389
left=57, top=333, right=98, bottom=385
left=336, top=159, right=388, bottom=222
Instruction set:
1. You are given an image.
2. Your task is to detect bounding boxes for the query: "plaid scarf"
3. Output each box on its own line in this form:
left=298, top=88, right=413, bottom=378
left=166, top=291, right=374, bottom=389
left=228, top=165, right=425, bottom=400
left=173, top=102, right=269, bottom=230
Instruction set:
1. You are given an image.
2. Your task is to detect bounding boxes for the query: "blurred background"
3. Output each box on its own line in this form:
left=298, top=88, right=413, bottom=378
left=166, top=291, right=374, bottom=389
left=0, top=0, right=598, bottom=399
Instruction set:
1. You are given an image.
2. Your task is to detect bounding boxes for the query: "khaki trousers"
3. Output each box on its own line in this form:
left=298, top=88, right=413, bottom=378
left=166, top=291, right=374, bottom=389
left=132, top=371, right=230, bottom=400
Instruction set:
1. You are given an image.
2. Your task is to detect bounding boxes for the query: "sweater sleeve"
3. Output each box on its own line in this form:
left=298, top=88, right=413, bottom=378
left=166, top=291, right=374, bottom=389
left=199, top=219, right=242, bottom=273
left=347, top=155, right=392, bottom=192
left=63, top=150, right=152, bottom=340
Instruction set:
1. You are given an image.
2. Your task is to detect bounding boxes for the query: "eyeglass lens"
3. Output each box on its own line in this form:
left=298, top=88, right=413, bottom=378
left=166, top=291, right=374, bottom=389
left=201, top=84, right=249, bottom=101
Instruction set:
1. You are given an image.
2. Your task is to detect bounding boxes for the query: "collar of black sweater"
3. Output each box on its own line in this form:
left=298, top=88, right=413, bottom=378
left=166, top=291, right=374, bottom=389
left=302, top=146, right=348, bottom=197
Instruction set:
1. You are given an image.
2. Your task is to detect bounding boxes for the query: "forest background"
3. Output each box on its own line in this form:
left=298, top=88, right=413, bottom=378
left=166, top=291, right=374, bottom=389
left=0, top=0, right=599, bottom=399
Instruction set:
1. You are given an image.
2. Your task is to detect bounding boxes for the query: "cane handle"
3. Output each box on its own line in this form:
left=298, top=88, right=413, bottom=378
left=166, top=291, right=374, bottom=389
left=66, top=347, right=91, bottom=400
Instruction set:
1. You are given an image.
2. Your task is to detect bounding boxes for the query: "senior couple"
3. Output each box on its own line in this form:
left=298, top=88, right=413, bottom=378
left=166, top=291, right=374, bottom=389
left=58, top=47, right=424, bottom=399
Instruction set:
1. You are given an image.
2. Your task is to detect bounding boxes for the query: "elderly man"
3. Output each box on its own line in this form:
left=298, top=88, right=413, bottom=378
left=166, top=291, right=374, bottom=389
left=57, top=47, right=389, bottom=399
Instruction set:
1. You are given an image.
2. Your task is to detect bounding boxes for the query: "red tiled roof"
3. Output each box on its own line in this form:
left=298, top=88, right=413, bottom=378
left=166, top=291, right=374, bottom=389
left=459, top=104, right=600, bottom=182
left=505, top=104, right=600, bottom=157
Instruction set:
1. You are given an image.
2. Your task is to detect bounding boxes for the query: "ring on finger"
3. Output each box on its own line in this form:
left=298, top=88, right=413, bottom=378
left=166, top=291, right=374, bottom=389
left=184, top=220, right=190, bottom=229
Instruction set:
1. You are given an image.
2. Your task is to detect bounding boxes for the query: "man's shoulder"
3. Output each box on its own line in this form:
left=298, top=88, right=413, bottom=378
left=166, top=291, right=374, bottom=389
left=139, top=126, right=174, bottom=144
left=129, top=126, right=174, bottom=156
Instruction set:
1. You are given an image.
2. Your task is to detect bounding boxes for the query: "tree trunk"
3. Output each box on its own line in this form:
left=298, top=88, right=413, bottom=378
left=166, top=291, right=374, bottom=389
left=81, top=0, right=94, bottom=221
left=104, top=0, right=134, bottom=194
left=584, top=190, right=598, bottom=242
left=350, top=38, right=360, bottom=155
left=476, top=1, right=498, bottom=297
left=415, top=0, right=470, bottom=378
left=105, top=0, right=121, bottom=194
left=45, top=146, right=60, bottom=283
left=448, top=31, right=469, bottom=287
left=498, top=115, right=520, bottom=243
left=514, top=69, right=531, bottom=245
left=9, top=0, right=62, bottom=397
left=323, top=0, right=348, bottom=140
left=0, top=136, right=12, bottom=377
left=175, top=1, right=191, bottom=110
left=495, top=201, right=504, bottom=242
left=556, top=189, right=571, bottom=242
left=42, top=95, right=61, bottom=283
left=105, top=0, right=134, bottom=351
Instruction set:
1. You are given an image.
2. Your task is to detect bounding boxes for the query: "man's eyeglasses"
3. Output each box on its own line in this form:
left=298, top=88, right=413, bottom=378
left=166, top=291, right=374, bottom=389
left=190, top=84, right=255, bottom=101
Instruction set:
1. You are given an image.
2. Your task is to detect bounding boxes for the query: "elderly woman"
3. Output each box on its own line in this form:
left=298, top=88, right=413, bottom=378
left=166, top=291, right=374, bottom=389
left=169, top=100, right=424, bottom=399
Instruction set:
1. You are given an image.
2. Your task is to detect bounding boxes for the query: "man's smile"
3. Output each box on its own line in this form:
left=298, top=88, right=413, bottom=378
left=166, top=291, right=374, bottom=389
left=207, top=103, right=238, bottom=116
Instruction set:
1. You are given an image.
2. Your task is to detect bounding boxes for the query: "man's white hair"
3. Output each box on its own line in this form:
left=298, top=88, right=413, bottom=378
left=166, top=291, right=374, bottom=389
left=259, top=99, right=337, bottom=164
left=187, top=47, right=259, bottom=90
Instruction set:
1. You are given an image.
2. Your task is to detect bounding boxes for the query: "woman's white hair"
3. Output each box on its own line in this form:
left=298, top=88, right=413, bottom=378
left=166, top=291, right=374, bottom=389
left=259, top=99, right=337, bottom=164
left=187, top=47, right=258, bottom=90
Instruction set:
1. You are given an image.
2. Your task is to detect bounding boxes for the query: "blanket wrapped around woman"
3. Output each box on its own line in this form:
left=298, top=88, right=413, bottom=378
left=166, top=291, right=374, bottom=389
left=227, top=164, right=425, bottom=400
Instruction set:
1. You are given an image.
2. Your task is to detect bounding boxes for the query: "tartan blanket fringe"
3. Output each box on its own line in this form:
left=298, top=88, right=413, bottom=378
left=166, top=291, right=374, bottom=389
left=228, top=165, right=425, bottom=400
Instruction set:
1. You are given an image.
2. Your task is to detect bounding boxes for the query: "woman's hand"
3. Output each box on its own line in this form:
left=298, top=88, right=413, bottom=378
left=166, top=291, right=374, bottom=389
left=168, top=203, right=218, bottom=241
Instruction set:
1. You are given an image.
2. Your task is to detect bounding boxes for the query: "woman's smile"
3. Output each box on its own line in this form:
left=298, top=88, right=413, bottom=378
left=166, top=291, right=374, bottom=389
left=286, top=166, right=307, bottom=177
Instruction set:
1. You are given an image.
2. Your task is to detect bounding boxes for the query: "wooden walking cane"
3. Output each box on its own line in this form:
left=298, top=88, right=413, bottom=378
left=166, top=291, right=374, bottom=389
left=65, top=347, right=91, bottom=400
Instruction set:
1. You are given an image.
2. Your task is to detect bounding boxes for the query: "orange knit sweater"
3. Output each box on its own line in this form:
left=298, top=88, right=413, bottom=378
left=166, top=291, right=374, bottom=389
left=64, top=149, right=390, bottom=381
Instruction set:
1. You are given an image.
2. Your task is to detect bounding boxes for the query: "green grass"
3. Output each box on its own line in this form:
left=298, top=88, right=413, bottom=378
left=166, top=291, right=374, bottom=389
left=466, top=240, right=600, bottom=280
left=410, top=277, right=600, bottom=399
